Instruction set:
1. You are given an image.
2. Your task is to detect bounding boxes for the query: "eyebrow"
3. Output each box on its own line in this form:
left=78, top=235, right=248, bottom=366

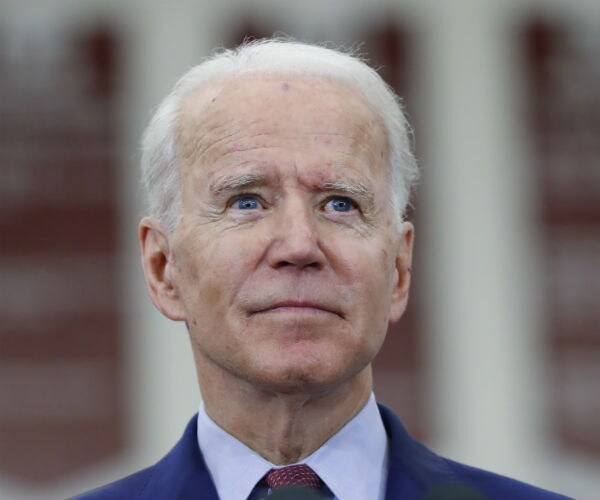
left=321, top=180, right=371, bottom=199
left=321, top=180, right=376, bottom=211
left=209, top=173, right=269, bottom=197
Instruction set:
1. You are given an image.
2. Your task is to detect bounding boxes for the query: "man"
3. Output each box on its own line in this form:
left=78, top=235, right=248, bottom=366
left=76, top=39, right=571, bottom=500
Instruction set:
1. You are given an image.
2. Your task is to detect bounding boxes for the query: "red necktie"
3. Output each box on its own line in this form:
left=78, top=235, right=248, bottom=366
left=265, top=464, right=323, bottom=490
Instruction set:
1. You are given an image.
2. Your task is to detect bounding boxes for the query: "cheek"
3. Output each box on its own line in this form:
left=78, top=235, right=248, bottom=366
left=350, top=241, right=394, bottom=288
left=359, top=246, right=398, bottom=328
left=175, top=231, right=263, bottom=323
left=173, top=236, right=221, bottom=322
left=332, top=241, right=395, bottom=328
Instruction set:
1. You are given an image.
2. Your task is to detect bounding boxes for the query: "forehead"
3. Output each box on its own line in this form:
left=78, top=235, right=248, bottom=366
left=175, top=73, right=388, bottom=183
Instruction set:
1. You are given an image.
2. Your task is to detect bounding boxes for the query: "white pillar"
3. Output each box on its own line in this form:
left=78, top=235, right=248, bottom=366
left=121, top=0, right=225, bottom=464
left=419, top=0, right=546, bottom=483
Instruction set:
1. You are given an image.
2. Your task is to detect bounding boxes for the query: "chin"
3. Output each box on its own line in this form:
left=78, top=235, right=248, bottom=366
left=256, top=372, right=340, bottom=396
left=252, top=353, right=366, bottom=396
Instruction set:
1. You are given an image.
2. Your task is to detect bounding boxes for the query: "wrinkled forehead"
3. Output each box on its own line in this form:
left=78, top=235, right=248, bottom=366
left=174, top=73, right=389, bottom=174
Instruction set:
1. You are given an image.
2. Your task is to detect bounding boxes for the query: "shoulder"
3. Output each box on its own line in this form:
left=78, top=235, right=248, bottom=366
left=377, top=404, right=573, bottom=500
left=71, top=414, right=218, bottom=500
left=71, top=467, right=155, bottom=500
left=443, top=458, right=573, bottom=500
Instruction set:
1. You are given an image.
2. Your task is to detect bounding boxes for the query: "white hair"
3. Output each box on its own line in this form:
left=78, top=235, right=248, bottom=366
left=141, top=38, right=418, bottom=231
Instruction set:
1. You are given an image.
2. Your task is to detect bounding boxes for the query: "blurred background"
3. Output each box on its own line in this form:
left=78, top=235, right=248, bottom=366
left=0, top=0, right=598, bottom=498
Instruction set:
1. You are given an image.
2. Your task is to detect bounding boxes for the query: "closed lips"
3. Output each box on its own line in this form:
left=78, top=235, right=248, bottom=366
left=253, top=301, right=343, bottom=317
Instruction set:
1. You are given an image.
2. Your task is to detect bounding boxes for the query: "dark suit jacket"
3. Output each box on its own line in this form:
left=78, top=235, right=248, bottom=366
left=74, top=405, right=572, bottom=500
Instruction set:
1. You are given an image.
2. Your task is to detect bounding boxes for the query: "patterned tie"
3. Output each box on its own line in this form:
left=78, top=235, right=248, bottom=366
left=265, top=464, right=323, bottom=490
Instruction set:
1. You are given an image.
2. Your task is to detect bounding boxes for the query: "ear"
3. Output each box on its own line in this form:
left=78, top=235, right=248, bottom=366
left=389, top=221, right=414, bottom=323
left=139, top=217, right=186, bottom=321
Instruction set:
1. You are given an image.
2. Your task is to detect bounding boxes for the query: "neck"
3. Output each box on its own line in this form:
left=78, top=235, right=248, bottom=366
left=197, top=363, right=373, bottom=465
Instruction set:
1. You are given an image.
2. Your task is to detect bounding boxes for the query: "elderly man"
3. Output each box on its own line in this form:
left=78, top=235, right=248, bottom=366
left=76, top=40, right=570, bottom=500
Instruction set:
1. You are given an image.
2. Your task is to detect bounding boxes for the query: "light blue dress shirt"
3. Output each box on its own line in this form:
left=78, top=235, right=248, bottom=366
left=196, top=393, right=388, bottom=500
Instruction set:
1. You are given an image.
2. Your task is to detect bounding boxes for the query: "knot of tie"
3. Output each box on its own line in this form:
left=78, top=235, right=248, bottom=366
left=265, top=464, right=323, bottom=490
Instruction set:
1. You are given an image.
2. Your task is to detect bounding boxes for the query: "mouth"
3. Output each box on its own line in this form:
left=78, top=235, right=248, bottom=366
left=251, top=301, right=343, bottom=318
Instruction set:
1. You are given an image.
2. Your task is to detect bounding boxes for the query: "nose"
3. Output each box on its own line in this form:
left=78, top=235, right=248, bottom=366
left=266, top=197, right=326, bottom=270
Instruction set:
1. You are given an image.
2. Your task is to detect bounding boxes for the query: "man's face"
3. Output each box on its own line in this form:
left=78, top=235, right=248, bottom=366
left=143, top=74, right=413, bottom=395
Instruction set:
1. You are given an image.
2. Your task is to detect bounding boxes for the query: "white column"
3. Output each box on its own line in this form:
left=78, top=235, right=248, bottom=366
left=120, top=0, right=226, bottom=464
left=418, top=0, right=546, bottom=483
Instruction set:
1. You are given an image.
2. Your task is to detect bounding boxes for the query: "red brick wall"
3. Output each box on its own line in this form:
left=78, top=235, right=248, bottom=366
left=0, top=23, right=124, bottom=482
left=523, top=17, right=600, bottom=456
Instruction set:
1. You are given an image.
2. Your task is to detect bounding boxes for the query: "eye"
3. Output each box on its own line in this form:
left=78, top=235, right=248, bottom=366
left=232, top=195, right=262, bottom=210
left=325, top=196, right=357, bottom=213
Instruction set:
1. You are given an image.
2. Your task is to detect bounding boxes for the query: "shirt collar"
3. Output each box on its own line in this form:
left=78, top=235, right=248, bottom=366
left=196, top=402, right=272, bottom=500
left=197, top=393, right=388, bottom=500
left=303, top=393, right=388, bottom=500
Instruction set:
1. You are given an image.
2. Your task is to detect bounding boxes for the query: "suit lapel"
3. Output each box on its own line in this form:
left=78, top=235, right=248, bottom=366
left=140, top=415, right=220, bottom=500
left=379, top=404, right=459, bottom=500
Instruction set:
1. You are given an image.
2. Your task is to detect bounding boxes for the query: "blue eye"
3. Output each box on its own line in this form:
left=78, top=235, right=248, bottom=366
left=326, top=196, right=356, bottom=212
left=233, top=195, right=261, bottom=210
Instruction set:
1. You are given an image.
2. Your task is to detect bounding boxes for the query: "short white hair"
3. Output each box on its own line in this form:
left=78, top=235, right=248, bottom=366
left=141, top=38, right=418, bottom=231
